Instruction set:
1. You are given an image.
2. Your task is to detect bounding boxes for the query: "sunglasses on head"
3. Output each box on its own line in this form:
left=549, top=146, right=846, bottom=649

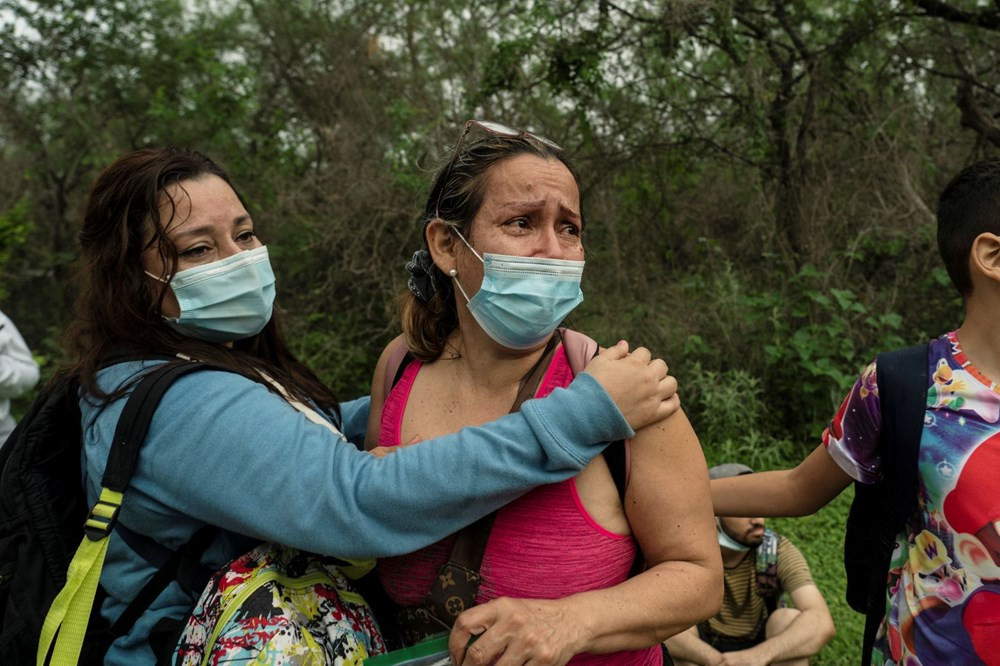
left=433, top=120, right=562, bottom=220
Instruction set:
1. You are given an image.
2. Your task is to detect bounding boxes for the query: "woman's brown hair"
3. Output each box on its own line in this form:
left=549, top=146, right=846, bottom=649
left=62, top=147, right=339, bottom=415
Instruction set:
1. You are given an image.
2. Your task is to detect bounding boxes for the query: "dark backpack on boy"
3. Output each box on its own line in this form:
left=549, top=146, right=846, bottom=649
left=0, top=361, right=218, bottom=665
left=842, top=343, right=929, bottom=666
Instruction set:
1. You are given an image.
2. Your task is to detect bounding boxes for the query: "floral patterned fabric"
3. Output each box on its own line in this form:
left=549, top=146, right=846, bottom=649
left=824, top=332, right=1000, bottom=665
left=176, top=543, right=386, bottom=665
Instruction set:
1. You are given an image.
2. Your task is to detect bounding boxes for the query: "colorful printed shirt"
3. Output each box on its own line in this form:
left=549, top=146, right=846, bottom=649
left=824, top=332, right=1000, bottom=665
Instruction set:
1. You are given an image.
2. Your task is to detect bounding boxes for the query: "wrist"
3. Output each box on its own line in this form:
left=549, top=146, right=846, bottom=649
left=748, top=641, right=775, bottom=664
left=560, top=597, right=596, bottom=656
left=704, top=647, right=724, bottom=665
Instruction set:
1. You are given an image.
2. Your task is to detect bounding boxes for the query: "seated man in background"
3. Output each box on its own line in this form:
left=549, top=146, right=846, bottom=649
left=665, top=463, right=834, bottom=665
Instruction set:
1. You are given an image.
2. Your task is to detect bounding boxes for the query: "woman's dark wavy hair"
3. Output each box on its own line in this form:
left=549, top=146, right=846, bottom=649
left=63, top=146, right=339, bottom=415
left=401, top=133, right=581, bottom=361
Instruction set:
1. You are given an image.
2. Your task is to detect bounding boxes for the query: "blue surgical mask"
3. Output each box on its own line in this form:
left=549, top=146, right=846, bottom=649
left=451, top=231, right=584, bottom=350
left=147, top=246, right=276, bottom=343
left=717, top=519, right=751, bottom=553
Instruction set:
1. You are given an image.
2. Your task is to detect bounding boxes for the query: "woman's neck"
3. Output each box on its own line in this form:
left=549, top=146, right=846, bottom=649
left=443, top=323, right=551, bottom=395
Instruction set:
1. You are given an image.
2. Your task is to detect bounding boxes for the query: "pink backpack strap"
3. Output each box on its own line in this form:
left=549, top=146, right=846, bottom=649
left=381, top=340, right=411, bottom=401
left=559, top=328, right=634, bottom=508
left=559, top=327, right=599, bottom=376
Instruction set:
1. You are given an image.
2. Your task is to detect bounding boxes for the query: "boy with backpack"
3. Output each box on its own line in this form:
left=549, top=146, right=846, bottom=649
left=711, top=158, right=1000, bottom=665
left=665, top=463, right=834, bottom=666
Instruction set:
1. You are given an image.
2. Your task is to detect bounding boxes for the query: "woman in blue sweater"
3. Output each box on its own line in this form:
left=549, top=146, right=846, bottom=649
left=60, top=147, right=678, bottom=664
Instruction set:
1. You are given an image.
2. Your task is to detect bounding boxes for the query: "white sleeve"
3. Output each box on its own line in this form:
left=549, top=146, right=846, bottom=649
left=0, top=311, right=40, bottom=399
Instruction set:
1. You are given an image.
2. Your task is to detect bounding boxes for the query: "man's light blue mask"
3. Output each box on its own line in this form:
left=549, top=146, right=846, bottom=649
left=451, top=230, right=584, bottom=350
left=148, top=246, right=276, bottom=343
left=717, top=519, right=751, bottom=553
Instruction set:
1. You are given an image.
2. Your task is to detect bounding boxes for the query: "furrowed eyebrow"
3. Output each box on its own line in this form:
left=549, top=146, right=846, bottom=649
left=500, top=200, right=581, bottom=220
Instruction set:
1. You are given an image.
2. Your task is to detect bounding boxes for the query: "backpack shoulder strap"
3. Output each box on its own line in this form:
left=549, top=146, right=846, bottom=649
left=382, top=340, right=414, bottom=401
left=560, top=328, right=599, bottom=375
left=559, top=329, right=643, bottom=577
left=101, top=362, right=214, bottom=494
left=39, top=361, right=219, bottom=665
left=857, top=343, right=930, bottom=666
left=755, top=529, right=780, bottom=614
left=559, top=329, right=630, bottom=504
left=874, top=343, right=929, bottom=528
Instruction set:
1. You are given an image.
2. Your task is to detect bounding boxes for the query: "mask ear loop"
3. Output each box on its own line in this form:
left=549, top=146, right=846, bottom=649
left=448, top=267, right=472, bottom=304
left=450, top=226, right=483, bottom=263
left=446, top=226, right=482, bottom=305
left=716, top=517, right=751, bottom=552
left=145, top=270, right=170, bottom=284
left=145, top=270, right=178, bottom=323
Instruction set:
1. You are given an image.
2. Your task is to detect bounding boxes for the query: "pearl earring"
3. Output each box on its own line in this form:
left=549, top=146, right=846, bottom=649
left=448, top=269, right=457, bottom=277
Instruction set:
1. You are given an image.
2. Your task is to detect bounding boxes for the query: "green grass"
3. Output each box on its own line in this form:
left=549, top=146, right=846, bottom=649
left=768, top=487, right=862, bottom=664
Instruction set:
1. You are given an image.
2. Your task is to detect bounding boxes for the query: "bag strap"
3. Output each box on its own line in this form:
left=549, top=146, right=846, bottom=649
left=859, top=343, right=929, bottom=666
left=38, top=361, right=215, bottom=666
left=754, top=529, right=780, bottom=614
left=383, top=342, right=414, bottom=403
left=559, top=329, right=630, bottom=503
left=108, top=524, right=218, bottom=639
left=387, top=337, right=563, bottom=643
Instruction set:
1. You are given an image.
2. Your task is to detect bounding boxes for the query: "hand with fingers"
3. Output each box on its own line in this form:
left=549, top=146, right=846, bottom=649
left=582, top=340, right=679, bottom=431
left=448, top=597, right=585, bottom=666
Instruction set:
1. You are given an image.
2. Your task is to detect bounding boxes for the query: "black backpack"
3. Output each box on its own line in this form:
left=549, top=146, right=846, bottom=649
left=842, top=343, right=929, bottom=666
left=0, top=360, right=218, bottom=665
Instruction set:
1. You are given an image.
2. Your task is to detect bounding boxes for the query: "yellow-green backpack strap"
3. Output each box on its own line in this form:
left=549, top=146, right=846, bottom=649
left=37, top=360, right=215, bottom=664
left=38, top=487, right=122, bottom=666
left=336, top=558, right=376, bottom=580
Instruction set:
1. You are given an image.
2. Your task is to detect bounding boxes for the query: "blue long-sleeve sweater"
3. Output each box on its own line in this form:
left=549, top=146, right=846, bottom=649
left=82, top=361, right=634, bottom=664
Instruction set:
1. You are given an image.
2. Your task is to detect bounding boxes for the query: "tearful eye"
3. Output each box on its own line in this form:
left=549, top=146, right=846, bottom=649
left=180, top=245, right=210, bottom=258
left=504, top=217, right=531, bottom=231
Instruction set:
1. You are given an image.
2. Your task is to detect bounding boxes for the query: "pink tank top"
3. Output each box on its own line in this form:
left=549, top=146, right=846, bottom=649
left=377, top=345, right=662, bottom=666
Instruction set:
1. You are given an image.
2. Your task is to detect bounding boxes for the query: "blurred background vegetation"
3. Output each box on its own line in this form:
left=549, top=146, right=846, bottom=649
left=3, top=0, right=1000, bottom=661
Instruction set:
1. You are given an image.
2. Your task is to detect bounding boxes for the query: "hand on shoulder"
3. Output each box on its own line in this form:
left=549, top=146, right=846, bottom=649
left=583, top=341, right=680, bottom=430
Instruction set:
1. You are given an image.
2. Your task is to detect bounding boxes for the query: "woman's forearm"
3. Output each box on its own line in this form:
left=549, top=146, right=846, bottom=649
left=568, top=558, right=722, bottom=652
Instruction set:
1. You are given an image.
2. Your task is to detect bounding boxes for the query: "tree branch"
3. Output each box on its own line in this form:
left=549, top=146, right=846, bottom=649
left=912, top=0, right=1000, bottom=30
left=956, top=80, right=1000, bottom=148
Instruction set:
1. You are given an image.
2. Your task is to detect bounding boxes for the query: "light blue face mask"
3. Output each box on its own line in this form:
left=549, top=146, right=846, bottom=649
left=717, top=519, right=751, bottom=553
left=451, top=230, right=584, bottom=350
left=147, top=246, right=276, bottom=343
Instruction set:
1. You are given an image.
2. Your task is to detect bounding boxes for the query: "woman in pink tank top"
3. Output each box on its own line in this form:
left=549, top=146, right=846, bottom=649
left=366, top=120, right=722, bottom=665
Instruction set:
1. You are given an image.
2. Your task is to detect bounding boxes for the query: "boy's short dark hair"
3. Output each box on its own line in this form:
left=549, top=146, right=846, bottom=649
left=937, top=157, right=1000, bottom=297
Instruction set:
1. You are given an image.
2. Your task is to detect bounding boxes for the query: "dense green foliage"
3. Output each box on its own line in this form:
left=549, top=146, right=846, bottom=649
left=3, top=1, right=1000, bottom=661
